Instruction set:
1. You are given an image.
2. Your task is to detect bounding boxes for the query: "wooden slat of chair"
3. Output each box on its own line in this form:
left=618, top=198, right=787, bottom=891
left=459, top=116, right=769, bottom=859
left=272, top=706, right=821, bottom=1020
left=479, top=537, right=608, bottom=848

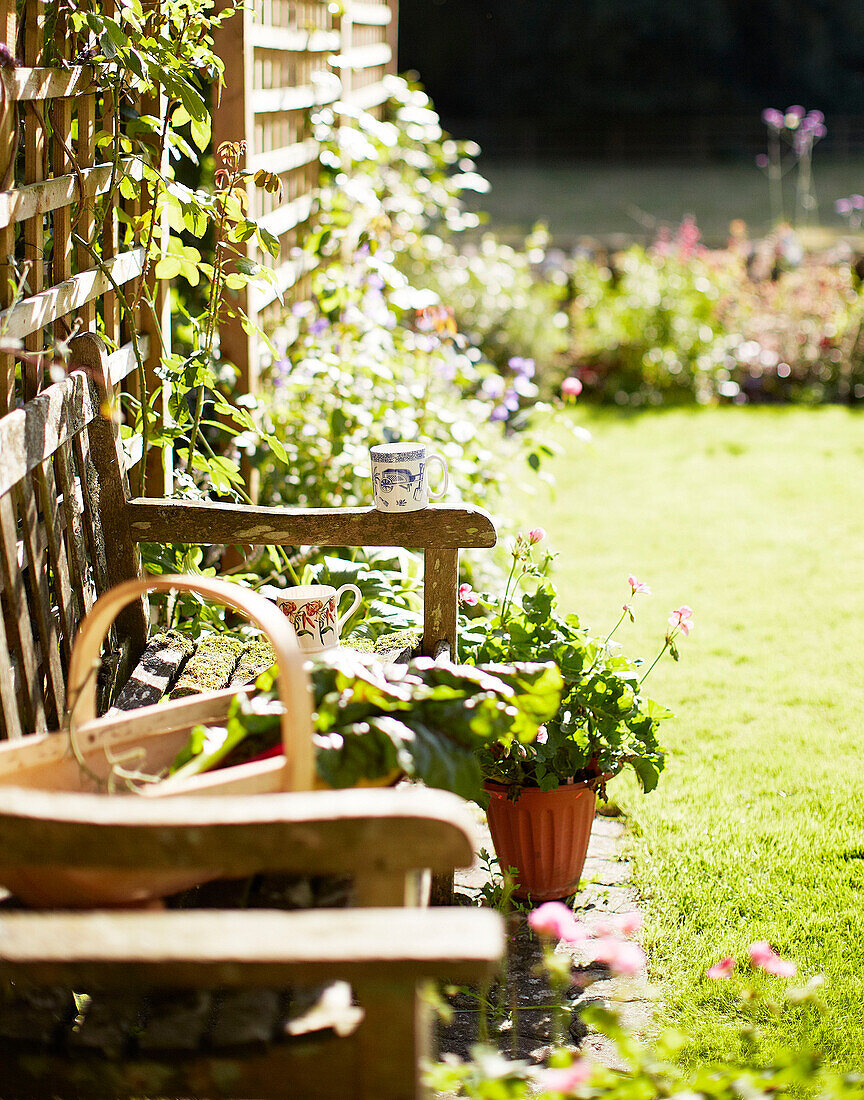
left=34, top=459, right=76, bottom=671
left=0, top=908, right=504, bottom=990
left=0, top=591, right=22, bottom=740
left=0, top=908, right=503, bottom=1100
left=72, top=427, right=114, bottom=608
left=15, top=476, right=65, bottom=722
left=0, top=492, right=47, bottom=731
left=53, top=437, right=94, bottom=627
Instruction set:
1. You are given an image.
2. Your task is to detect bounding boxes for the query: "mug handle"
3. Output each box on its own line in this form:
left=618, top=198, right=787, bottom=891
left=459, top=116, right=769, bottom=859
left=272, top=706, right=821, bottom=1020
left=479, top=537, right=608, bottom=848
left=426, top=453, right=449, bottom=499
left=335, top=583, right=362, bottom=631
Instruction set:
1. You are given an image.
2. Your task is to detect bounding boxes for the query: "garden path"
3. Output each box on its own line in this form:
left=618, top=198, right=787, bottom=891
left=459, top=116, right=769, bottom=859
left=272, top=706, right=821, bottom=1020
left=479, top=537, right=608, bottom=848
left=440, top=810, right=653, bottom=1071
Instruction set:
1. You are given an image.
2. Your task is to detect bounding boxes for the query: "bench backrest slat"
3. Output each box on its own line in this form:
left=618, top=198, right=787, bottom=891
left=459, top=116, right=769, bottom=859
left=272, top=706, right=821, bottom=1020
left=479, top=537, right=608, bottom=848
left=16, top=474, right=66, bottom=723
left=0, top=333, right=149, bottom=739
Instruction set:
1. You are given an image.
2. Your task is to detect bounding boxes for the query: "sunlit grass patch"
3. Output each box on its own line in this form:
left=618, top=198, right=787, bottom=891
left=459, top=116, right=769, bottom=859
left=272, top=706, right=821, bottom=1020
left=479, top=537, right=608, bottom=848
left=520, top=405, right=864, bottom=1070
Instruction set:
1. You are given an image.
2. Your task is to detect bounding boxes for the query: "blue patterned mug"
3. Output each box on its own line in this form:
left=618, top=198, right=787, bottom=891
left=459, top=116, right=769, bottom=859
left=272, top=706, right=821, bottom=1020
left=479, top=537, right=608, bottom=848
left=370, top=442, right=449, bottom=513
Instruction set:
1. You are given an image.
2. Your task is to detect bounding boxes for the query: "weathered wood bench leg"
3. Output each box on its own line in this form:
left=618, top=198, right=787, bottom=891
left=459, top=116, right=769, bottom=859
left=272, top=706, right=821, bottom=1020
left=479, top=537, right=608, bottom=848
left=355, top=870, right=429, bottom=908
left=423, top=548, right=458, bottom=657
left=354, top=980, right=431, bottom=1099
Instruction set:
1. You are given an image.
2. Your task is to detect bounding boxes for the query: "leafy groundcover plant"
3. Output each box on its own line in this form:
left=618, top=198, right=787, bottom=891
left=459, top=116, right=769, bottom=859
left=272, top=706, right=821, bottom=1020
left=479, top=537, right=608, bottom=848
left=166, top=653, right=563, bottom=801
left=459, top=531, right=691, bottom=798
left=426, top=901, right=862, bottom=1099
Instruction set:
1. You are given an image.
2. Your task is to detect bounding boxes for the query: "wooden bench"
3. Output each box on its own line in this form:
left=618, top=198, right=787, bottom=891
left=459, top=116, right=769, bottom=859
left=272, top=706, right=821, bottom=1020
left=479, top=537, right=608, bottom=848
left=0, top=329, right=496, bottom=736
left=0, top=331, right=501, bottom=1096
left=0, top=785, right=504, bottom=1098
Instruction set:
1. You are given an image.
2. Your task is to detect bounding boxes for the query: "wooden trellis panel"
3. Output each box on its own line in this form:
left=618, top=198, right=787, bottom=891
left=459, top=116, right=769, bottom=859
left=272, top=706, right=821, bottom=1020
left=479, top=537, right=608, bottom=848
left=213, top=0, right=398, bottom=417
left=0, top=0, right=164, bottom=486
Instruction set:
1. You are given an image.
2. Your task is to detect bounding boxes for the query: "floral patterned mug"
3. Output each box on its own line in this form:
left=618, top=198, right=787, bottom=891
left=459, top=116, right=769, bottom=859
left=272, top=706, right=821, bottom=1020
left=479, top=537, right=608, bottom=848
left=273, top=583, right=362, bottom=653
left=370, top=442, right=449, bottom=512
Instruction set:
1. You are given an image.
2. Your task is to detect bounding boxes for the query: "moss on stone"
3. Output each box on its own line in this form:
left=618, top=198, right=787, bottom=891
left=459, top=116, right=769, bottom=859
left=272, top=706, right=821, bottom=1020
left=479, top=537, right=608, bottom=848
left=169, top=634, right=245, bottom=699
left=232, top=638, right=276, bottom=685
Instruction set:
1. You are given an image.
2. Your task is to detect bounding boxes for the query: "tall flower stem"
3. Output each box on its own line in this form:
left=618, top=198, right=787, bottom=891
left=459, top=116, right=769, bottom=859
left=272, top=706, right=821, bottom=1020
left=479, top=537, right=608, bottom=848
left=499, top=555, right=522, bottom=627
left=768, top=129, right=784, bottom=226
left=639, top=637, right=671, bottom=685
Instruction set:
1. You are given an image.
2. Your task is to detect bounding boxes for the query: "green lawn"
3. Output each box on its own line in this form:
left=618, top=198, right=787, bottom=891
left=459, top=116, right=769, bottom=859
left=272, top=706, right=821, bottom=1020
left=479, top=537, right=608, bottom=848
left=518, top=405, right=864, bottom=1071
left=467, top=157, right=864, bottom=247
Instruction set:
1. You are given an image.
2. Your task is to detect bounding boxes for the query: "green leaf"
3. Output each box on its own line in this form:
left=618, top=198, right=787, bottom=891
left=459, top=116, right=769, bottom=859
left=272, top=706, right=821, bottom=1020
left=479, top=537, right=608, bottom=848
left=191, top=115, right=211, bottom=153
left=154, top=255, right=182, bottom=280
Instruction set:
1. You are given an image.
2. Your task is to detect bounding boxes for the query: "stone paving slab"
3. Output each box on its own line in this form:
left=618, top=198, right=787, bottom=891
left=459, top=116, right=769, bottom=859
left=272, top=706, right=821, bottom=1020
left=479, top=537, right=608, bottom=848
left=440, top=805, right=652, bottom=1075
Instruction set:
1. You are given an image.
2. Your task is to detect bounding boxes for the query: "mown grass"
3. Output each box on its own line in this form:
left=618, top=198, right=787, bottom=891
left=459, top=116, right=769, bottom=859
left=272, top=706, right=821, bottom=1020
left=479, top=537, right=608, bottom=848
left=517, top=404, right=864, bottom=1070
left=468, top=156, right=864, bottom=247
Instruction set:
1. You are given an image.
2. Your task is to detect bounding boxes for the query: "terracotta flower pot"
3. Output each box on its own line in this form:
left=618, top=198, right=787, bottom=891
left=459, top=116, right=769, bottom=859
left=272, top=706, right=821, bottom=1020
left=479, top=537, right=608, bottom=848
left=483, top=779, right=597, bottom=902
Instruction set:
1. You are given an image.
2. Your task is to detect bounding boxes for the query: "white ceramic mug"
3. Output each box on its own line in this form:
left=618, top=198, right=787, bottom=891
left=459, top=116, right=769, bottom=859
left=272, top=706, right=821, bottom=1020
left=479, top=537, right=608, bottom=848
left=370, top=442, right=449, bottom=513
left=272, top=583, right=362, bottom=653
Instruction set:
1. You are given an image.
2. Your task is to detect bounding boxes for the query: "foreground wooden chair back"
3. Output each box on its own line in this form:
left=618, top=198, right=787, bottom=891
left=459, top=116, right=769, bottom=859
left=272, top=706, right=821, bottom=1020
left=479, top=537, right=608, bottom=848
left=0, top=331, right=496, bottom=740
left=0, top=785, right=504, bottom=1098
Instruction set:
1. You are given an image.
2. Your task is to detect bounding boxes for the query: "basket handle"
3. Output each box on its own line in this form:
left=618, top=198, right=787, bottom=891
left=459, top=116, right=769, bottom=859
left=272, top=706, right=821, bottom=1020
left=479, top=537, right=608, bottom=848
left=65, top=575, right=315, bottom=791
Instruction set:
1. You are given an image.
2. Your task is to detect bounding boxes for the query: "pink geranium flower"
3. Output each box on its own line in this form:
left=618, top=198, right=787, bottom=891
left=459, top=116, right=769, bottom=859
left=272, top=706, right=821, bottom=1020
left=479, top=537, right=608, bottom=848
left=668, top=605, right=694, bottom=635
left=749, top=941, right=797, bottom=977
left=528, top=902, right=589, bottom=945
left=458, top=583, right=479, bottom=607
left=535, top=1057, right=593, bottom=1091
left=528, top=527, right=546, bottom=544
left=628, top=574, right=651, bottom=595
left=589, top=937, right=646, bottom=976
left=706, top=956, right=736, bottom=980
left=561, top=376, right=583, bottom=399
left=528, top=901, right=576, bottom=941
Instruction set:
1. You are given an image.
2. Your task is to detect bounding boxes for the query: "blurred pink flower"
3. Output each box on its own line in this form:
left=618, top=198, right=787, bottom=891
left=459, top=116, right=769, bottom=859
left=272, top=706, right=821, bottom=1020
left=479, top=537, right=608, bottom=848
left=755, top=153, right=770, bottom=169
left=628, top=574, right=651, bottom=595
left=589, top=937, right=646, bottom=976
left=617, top=910, right=643, bottom=936
left=837, top=198, right=853, bottom=215
left=536, top=724, right=548, bottom=744
left=749, top=941, right=797, bottom=977
left=594, top=911, right=643, bottom=938
left=668, top=605, right=694, bottom=635
left=528, top=527, right=546, bottom=544
left=528, top=901, right=576, bottom=941
left=458, top=583, right=478, bottom=607
left=535, top=1058, right=593, bottom=1091
left=761, top=107, right=784, bottom=130
left=561, top=376, right=583, bottom=399
left=706, top=956, right=736, bottom=980
left=529, top=902, right=590, bottom=945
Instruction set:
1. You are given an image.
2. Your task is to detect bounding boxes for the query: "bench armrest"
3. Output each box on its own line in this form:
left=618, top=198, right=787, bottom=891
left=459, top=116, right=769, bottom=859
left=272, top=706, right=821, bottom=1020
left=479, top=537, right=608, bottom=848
left=0, top=908, right=504, bottom=990
left=125, top=498, right=496, bottom=655
left=0, top=786, right=478, bottom=879
left=125, top=498, right=496, bottom=550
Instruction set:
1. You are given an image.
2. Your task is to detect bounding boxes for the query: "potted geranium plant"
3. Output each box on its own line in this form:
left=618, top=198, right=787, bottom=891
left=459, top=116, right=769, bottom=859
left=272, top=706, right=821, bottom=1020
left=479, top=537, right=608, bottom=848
left=458, top=529, right=692, bottom=902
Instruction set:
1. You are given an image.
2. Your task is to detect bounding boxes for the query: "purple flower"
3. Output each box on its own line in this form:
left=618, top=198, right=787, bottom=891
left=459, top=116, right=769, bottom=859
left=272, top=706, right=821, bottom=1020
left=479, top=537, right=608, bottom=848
left=508, top=356, right=535, bottom=379
left=367, top=273, right=386, bottom=291
left=0, top=43, right=18, bottom=69
left=503, top=388, right=520, bottom=412
left=481, top=374, right=506, bottom=399
left=755, top=153, right=770, bottom=169
left=761, top=108, right=784, bottom=130
left=436, top=359, right=456, bottom=382
left=836, top=198, right=853, bottom=215
left=490, top=404, right=509, bottom=422
left=852, top=195, right=864, bottom=210
left=807, top=109, right=825, bottom=125
left=786, top=104, right=806, bottom=119
left=309, top=317, right=329, bottom=335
